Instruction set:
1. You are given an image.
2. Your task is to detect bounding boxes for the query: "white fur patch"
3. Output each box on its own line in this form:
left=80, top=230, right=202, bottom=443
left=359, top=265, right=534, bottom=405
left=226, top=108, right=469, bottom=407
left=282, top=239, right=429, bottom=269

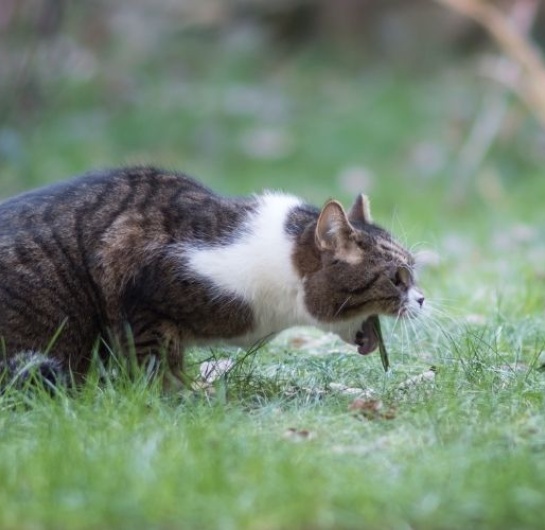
left=183, top=193, right=320, bottom=346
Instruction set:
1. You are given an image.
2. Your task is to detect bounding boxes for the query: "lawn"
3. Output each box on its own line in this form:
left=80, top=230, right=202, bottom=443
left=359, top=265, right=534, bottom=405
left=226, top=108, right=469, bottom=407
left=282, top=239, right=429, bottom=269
left=1, top=24, right=545, bottom=530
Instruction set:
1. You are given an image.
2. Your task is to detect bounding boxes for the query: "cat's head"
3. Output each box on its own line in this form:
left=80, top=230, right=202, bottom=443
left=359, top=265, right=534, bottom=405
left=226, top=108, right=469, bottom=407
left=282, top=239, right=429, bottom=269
left=299, top=194, right=424, bottom=329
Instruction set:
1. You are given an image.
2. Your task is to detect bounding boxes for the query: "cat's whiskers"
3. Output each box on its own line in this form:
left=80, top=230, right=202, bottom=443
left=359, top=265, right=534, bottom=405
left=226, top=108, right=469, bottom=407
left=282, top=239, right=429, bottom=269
left=387, top=312, right=411, bottom=357
left=422, top=301, right=459, bottom=328
left=416, top=301, right=462, bottom=356
left=388, top=312, right=403, bottom=342
left=397, top=317, right=412, bottom=357
left=382, top=297, right=452, bottom=362
left=334, top=296, right=353, bottom=319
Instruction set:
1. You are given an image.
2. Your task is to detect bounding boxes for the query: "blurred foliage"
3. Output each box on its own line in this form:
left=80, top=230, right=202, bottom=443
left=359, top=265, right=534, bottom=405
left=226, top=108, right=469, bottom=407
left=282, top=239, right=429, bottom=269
left=0, top=0, right=544, bottom=234
left=1, top=6, right=545, bottom=528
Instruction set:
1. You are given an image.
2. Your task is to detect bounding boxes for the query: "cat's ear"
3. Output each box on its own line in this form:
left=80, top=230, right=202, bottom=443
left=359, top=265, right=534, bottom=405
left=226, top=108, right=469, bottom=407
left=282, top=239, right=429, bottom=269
left=315, top=200, right=354, bottom=251
left=348, top=194, right=372, bottom=225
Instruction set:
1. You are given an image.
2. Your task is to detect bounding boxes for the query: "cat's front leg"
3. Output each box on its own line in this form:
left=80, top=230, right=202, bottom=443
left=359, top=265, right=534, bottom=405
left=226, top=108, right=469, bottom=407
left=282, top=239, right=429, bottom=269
left=161, top=333, right=186, bottom=392
left=119, top=319, right=187, bottom=391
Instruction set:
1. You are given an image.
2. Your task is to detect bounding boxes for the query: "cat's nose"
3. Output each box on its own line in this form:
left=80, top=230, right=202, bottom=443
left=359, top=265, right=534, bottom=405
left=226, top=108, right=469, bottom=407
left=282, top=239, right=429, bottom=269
left=417, top=296, right=425, bottom=308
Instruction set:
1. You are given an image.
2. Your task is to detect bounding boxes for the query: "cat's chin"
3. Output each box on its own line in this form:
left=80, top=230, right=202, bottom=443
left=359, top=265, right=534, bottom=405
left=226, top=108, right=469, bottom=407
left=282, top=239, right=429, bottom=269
left=354, top=317, right=379, bottom=355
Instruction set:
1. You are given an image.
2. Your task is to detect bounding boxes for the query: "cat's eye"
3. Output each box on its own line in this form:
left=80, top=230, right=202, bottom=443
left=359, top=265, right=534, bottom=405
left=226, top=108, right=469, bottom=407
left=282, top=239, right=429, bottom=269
left=392, top=267, right=410, bottom=288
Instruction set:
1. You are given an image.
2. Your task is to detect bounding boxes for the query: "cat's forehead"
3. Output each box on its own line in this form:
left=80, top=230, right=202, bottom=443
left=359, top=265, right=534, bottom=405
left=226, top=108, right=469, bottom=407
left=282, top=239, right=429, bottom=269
left=356, top=223, right=414, bottom=266
left=376, top=235, right=414, bottom=266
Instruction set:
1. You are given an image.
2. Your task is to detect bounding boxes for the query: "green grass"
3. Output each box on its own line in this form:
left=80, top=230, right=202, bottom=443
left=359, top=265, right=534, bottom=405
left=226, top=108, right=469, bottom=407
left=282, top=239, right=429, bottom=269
left=2, top=324, right=545, bottom=530
left=2, top=26, right=545, bottom=530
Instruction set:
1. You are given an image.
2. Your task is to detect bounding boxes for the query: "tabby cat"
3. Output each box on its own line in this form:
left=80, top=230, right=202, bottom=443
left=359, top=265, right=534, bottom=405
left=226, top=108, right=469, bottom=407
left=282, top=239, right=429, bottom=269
left=0, top=167, right=424, bottom=388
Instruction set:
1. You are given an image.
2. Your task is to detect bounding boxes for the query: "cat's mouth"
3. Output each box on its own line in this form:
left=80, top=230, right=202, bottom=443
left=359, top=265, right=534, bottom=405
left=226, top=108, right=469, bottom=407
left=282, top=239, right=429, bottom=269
left=354, top=317, right=379, bottom=355
left=354, top=315, right=390, bottom=371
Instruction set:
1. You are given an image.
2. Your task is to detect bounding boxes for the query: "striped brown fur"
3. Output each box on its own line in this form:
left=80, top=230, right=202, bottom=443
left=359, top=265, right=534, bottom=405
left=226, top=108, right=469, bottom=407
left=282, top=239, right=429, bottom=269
left=0, top=166, right=423, bottom=388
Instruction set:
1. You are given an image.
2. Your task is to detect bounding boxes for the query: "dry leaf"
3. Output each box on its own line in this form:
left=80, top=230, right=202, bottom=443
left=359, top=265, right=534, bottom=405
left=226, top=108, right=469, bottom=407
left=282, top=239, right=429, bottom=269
left=283, top=428, right=315, bottom=442
left=349, top=398, right=396, bottom=420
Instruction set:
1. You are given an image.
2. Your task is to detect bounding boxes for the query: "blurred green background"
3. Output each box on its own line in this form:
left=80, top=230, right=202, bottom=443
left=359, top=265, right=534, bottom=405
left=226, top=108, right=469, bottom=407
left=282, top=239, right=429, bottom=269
left=3, top=4, right=545, bottom=529
left=1, top=0, right=545, bottom=241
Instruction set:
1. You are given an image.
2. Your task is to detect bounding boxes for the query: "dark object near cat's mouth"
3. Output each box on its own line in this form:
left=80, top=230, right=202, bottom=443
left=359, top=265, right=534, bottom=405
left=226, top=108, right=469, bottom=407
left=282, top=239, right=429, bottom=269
left=354, top=316, right=389, bottom=371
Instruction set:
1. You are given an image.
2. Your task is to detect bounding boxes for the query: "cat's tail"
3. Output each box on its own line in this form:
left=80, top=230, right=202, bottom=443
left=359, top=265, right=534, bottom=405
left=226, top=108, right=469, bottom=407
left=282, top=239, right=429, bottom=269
left=0, top=351, right=67, bottom=393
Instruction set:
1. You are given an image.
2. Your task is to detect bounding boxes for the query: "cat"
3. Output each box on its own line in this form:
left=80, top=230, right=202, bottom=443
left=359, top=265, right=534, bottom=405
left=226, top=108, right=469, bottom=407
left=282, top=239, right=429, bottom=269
left=0, top=166, right=424, bottom=389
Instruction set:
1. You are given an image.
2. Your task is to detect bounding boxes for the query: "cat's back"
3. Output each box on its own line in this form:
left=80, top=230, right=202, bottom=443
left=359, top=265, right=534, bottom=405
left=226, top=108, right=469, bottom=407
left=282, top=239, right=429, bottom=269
left=0, top=167, right=214, bottom=235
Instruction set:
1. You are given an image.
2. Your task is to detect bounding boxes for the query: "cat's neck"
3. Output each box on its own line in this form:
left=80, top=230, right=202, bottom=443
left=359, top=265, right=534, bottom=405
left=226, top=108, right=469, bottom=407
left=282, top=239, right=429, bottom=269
left=183, top=192, right=320, bottom=341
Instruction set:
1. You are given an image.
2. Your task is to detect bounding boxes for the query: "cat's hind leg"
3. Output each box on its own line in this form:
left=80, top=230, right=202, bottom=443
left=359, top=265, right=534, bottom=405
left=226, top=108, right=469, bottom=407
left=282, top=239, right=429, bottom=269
left=0, top=351, right=67, bottom=393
